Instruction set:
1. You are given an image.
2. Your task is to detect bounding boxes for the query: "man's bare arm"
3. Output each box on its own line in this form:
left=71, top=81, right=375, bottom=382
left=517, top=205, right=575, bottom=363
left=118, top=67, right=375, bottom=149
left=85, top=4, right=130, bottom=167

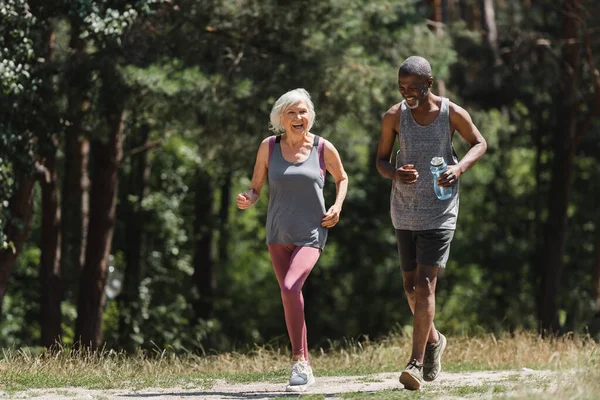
left=376, top=106, right=400, bottom=180
left=376, top=105, right=419, bottom=184
left=450, top=103, right=487, bottom=174
left=438, top=103, right=487, bottom=187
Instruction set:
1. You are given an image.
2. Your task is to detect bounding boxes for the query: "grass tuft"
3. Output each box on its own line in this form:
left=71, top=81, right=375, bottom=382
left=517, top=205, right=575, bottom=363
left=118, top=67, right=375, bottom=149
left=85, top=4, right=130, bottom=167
left=0, top=330, right=597, bottom=397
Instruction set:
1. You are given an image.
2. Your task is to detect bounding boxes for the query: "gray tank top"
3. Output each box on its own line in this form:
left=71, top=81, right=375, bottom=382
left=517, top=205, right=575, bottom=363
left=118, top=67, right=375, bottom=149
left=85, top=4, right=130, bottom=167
left=267, top=135, right=327, bottom=249
left=391, top=97, right=459, bottom=230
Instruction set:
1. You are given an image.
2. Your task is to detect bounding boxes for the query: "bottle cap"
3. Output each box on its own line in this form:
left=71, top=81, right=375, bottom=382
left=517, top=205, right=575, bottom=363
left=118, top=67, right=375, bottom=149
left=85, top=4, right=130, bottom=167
left=430, top=157, right=445, bottom=167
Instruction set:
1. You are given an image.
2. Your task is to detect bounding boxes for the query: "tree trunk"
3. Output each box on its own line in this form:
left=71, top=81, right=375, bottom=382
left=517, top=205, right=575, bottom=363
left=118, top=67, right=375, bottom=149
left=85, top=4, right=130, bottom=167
left=537, top=0, right=581, bottom=334
left=40, top=150, right=63, bottom=348
left=441, top=0, right=449, bottom=25
left=62, top=137, right=90, bottom=287
left=217, top=170, right=232, bottom=266
left=75, top=66, right=126, bottom=349
left=61, top=20, right=90, bottom=304
left=428, top=0, right=447, bottom=96
left=481, top=0, right=502, bottom=90
left=531, top=97, right=547, bottom=317
left=0, top=175, right=36, bottom=312
left=592, top=237, right=600, bottom=339
left=192, top=169, right=216, bottom=321
left=459, top=0, right=480, bottom=30
left=36, top=18, right=64, bottom=350
left=429, top=0, right=443, bottom=30
left=118, top=123, right=151, bottom=352
left=593, top=238, right=600, bottom=312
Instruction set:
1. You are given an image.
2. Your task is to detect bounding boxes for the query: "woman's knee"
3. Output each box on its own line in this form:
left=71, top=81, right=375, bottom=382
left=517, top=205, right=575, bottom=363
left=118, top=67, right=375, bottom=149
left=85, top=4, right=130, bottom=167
left=281, top=282, right=301, bottom=295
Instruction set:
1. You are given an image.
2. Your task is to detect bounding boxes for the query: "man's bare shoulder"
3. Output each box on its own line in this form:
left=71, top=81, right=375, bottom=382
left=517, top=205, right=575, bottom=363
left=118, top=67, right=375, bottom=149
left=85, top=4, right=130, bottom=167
left=449, top=100, right=476, bottom=125
left=382, top=102, right=402, bottom=124
left=448, top=100, right=469, bottom=117
left=385, top=102, right=402, bottom=116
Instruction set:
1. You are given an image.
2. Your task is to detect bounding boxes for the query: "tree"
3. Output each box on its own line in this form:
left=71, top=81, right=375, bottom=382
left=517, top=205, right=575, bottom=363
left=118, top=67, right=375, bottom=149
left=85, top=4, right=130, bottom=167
left=537, top=0, right=600, bottom=333
left=60, top=17, right=91, bottom=310
left=0, top=0, right=45, bottom=313
left=69, top=0, right=169, bottom=349
left=75, top=63, right=127, bottom=349
left=37, top=12, right=63, bottom=348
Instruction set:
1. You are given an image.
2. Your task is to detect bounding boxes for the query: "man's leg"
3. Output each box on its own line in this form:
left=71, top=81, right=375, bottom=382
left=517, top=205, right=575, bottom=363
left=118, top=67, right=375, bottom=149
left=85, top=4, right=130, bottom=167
left=397, top=230, right=440, bottom=390
left=397, top=230, right=439, bottom=344
left=415, top=229, right=452, bottom=382
left=409, top=264, right=439, bottom=364
left=399, top=264, right=438, bottom=390
left=402, top=270, right=439, bottom=345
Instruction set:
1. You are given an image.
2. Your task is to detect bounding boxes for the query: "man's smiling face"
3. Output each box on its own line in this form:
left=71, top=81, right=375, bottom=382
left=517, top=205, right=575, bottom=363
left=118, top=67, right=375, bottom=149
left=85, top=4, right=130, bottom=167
left=398, top=74, right=432, bottom=109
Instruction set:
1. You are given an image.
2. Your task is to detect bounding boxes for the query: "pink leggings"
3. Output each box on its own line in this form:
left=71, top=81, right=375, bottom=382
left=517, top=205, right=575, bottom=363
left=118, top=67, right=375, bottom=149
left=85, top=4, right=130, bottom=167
left=268, top=244, right=321, bottom=362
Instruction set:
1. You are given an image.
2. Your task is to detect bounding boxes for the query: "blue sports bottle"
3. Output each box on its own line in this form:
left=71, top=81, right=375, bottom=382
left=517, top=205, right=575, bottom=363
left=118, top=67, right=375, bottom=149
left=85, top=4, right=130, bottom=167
left=430, top=157, right=453, bottom=200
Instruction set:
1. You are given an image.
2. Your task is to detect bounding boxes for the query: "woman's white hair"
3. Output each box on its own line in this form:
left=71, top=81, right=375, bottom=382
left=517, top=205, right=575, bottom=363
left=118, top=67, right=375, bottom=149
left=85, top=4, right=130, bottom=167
left=269, top=88, right=316, bottom=133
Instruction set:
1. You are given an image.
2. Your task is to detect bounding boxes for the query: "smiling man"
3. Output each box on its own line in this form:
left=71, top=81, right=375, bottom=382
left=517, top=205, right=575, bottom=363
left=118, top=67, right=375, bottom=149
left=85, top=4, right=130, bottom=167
left=375, top=56, right=487, bottom=390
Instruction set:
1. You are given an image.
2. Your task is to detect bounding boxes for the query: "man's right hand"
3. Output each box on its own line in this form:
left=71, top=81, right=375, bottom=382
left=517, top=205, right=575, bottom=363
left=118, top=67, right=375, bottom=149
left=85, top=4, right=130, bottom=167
left=395, top=164, right=419, bottom=184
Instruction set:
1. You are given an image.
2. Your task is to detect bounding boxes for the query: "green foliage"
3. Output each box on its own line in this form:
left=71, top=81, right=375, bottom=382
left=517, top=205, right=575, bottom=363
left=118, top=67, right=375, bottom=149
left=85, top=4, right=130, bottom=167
left=1, top=0, right=600, bottom=353
left=0, top=245, right=41, bottom=348
left=0, top=1, right=42, bottom=247
left=0, top=0, right=37, bottom=95
left=71, top=0, right=169, bottom=46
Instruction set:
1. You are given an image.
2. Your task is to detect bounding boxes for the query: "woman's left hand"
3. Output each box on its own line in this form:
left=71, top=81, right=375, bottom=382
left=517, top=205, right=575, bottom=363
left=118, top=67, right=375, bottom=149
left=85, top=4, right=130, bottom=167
left=321, top=205, right=341, bottom=228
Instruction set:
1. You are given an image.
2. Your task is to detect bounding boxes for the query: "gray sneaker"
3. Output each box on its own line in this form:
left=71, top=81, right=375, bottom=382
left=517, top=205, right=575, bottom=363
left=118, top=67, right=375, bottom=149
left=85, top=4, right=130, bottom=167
left=286, top=360, right=316, bottom=392
left=399, top=359, right=424, bottom=390
left=423, top=331, right=446, bottom=382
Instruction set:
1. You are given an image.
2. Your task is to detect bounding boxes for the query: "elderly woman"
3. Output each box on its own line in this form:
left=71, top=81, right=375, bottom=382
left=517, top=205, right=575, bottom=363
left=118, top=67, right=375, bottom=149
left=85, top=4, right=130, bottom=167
left=237, top=88, right=348, bottom=392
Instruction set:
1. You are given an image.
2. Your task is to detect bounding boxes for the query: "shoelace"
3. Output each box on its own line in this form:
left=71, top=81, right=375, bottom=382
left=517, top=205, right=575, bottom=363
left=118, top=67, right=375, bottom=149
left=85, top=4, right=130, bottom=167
left=407, top=359, right=423, bottom=369
left=291, top=361, right=309, bottom=376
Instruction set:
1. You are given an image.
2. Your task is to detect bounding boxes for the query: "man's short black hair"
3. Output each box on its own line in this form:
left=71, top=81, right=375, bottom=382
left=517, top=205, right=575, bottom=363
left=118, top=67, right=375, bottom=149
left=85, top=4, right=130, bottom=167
left=398, top=56, right=432, bottom=78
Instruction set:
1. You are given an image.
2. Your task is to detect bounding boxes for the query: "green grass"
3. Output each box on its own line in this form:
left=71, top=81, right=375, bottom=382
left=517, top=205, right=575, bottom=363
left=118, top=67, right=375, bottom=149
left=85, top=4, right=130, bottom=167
left=448, top=383, right=509, bottom=395
left=340, top=366, right=599, bottom=400
left=342, top=389, right=429, bottom=399
left=271, top=397, right=326, bottom=400
left=0, top=330, right=597, bottom=399
left=341, top=384, right=508, bottom=400
left=357, top=376, right=385, bottom=383
left=338, top=369, right=593, bottom=400
left=502, top=367, right=600, bottom=400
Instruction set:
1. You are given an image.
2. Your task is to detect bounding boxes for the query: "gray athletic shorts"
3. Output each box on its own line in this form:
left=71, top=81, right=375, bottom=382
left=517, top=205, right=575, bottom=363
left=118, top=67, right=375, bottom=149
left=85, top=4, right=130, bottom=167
left=395, top=229, right=455, bottom=271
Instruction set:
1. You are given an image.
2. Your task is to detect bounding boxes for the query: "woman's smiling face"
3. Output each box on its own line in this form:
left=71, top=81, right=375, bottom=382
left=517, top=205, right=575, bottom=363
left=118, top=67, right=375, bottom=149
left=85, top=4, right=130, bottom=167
left=281, top=101, right=310, bottom=134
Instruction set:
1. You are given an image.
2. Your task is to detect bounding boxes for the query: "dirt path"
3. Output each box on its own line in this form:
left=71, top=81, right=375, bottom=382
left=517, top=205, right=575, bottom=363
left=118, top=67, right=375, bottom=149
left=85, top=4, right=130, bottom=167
left=5, top=369, right=553, bottom=399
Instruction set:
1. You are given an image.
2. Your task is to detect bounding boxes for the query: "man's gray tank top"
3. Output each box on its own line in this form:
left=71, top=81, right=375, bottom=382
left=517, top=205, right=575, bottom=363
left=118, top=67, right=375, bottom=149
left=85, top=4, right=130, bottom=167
left=267, top=135, right=327, bottom=249
left=391, top=97, right=459, bottom=230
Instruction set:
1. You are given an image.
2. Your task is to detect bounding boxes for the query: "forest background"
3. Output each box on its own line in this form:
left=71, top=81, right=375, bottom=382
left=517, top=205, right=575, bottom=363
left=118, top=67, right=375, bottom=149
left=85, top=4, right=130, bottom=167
left=0, top=0, right=599, bottom=354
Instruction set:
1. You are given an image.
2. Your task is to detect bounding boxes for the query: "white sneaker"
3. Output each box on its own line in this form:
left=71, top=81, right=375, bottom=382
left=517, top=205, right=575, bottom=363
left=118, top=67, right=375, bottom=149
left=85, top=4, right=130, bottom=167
left=285, top=360, right=316, bottom=392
